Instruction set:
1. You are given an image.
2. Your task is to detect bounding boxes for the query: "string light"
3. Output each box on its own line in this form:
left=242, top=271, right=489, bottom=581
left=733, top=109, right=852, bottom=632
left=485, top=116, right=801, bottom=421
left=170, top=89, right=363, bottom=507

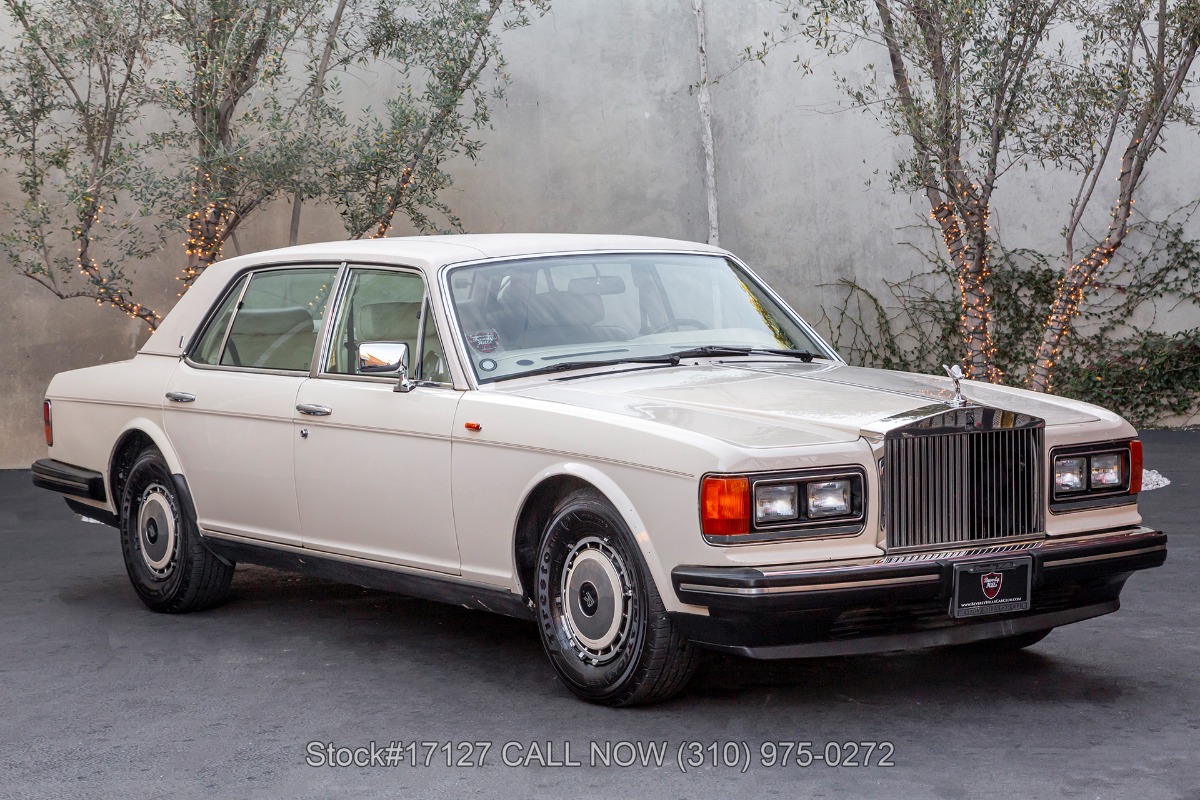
left=72, top=199, right=162, bottom=329
left=932, top=186, right=1002, bottom=385
left=371, top=166, right=415, bottom=238
left=1030, top=239, right=1117, bottom=393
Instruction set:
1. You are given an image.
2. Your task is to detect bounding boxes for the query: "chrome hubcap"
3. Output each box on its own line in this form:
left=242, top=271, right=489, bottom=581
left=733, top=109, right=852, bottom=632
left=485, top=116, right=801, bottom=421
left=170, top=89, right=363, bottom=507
left=560, top=536, right=632, bottom=665
left=137, top=484, right=178, bottom=579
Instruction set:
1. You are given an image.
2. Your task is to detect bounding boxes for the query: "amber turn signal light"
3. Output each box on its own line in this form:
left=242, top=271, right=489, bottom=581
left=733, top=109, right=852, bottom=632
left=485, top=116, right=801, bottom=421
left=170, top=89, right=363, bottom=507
left=701, top=476, right=750, bottom=537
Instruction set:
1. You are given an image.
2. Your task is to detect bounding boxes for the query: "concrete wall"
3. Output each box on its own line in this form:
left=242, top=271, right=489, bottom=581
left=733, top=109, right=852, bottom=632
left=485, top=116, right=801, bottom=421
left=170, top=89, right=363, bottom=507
left=3, top=0, right=1199, bottom=467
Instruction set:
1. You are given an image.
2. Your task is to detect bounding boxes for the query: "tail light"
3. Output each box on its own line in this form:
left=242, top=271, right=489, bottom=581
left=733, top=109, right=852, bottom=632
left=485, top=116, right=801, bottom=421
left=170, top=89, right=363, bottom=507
left=43, top=400, right=53, bottom=447
left=700, top=476, right=750, bottom=537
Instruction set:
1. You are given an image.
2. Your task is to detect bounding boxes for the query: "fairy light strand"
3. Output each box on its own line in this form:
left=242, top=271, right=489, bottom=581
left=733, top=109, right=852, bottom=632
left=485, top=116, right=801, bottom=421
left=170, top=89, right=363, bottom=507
left=932, top=186, right=1002, bottom=385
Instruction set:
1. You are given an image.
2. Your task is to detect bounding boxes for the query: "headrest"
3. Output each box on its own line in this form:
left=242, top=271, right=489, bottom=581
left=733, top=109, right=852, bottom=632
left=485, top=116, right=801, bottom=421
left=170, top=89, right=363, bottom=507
left=527, top=291, right=604, bottom=327
left=358, top=301, right=422, bottom=342
left=233, top=307, right=313, bottom=336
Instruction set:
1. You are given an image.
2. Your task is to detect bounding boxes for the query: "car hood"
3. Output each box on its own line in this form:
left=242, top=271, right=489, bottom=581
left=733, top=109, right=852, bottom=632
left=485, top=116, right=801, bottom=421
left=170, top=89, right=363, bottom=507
left=500, top=360, right=1100, bottom=448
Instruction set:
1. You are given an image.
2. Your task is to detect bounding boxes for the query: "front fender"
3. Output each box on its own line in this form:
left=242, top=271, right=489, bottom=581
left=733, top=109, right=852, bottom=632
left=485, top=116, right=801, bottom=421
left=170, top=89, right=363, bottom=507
left=511, top=462, right=687, bottom=614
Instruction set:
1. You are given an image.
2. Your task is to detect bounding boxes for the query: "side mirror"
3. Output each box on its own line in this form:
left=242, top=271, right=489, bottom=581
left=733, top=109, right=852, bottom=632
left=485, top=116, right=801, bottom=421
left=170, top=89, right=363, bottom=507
left=358, top=341, right=415, bottom=392
left=358, top=341, right=408, bottom=374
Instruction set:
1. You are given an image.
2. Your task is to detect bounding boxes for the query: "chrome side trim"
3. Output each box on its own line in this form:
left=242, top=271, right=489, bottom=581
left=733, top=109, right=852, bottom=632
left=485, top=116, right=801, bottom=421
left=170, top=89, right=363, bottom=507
left=198, top=527, right=464, bottom=580
left=288, top=418, right=453, bottom=442
left=43, top=397, right=161, bottom=411
left=457, top=437, right=694, bottom=478
left=215, top=273, right=252, bottom=365
left=308, top=261, right=349, bottom=378
left=197, top=529, right=530, bottom=619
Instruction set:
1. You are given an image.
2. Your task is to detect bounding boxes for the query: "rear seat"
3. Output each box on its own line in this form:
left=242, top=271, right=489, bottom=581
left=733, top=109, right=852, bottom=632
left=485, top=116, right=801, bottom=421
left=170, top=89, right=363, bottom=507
left=225, top=307, right=317, bottom=370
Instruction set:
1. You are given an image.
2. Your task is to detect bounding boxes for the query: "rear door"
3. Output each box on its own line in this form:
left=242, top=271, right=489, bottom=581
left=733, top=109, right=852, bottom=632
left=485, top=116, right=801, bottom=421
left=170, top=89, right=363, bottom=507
left=164, top=264, right=339, bottom=546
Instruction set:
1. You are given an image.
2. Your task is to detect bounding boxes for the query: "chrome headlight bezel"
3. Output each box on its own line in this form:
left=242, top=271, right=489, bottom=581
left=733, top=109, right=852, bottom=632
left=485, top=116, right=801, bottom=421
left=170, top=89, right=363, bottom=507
left=1049, top=440, right=1141, bottom=512
left=702, top=466, right=867, bottom=545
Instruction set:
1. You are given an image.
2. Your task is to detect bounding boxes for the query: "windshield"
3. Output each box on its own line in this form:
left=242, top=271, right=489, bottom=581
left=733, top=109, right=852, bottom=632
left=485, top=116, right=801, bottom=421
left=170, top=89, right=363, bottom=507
left=446, top=253, right=828, bottom=382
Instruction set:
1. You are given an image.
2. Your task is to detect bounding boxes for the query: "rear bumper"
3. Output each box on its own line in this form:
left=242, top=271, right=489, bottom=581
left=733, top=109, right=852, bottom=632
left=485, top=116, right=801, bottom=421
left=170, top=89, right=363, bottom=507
left=31, top=459, right=107, bottom=502
left=669, top=526, right=1166, bottom=658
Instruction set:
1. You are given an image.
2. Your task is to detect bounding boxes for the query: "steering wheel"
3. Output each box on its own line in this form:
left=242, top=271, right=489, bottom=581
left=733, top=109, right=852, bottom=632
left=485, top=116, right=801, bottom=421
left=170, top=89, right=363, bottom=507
left=648, top=318, right=708, bottom=334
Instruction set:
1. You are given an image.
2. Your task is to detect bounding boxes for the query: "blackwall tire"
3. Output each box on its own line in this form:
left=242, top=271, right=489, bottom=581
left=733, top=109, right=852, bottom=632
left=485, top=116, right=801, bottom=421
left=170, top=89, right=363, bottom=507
left=534, top=488, right=699, bottom=706
left=119, top=450, right=233, bottom=613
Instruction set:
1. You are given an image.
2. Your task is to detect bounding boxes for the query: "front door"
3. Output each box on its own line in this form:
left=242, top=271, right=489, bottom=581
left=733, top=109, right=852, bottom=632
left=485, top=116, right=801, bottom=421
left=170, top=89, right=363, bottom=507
left=293, top=266, right=462, bottom=574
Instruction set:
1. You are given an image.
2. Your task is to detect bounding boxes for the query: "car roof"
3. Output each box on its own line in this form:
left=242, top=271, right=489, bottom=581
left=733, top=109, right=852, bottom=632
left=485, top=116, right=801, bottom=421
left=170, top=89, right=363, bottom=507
left=140, top=233, right=729, bottom=358
left=233, top=233, right=726, bottom=263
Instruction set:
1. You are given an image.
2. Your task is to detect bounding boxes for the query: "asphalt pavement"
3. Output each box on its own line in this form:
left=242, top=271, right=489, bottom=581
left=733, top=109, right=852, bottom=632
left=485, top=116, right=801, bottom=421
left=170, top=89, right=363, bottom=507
left=1, top=431, right=1196, bottom=799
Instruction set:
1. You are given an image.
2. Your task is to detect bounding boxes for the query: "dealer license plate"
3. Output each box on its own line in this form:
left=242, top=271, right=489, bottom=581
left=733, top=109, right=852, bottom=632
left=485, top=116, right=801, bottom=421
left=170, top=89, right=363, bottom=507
left=950, top=557, right=1032, bottom=619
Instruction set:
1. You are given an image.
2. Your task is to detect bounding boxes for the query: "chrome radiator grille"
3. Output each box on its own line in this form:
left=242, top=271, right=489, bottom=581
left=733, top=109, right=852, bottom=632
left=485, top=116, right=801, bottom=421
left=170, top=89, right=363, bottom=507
left=883, top=407, right=1044, bottom=551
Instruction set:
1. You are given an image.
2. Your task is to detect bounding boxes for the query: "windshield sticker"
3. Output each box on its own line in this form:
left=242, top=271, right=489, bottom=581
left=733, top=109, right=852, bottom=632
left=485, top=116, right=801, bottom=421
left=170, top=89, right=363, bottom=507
left=479, top=359, right=498, bottom=372
left=468, top=330, right=501, bottom=354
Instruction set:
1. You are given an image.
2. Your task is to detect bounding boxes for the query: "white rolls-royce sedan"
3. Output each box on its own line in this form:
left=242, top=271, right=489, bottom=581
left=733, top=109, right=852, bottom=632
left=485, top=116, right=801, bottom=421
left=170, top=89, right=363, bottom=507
left=32, top=234, right=1166, bottom=705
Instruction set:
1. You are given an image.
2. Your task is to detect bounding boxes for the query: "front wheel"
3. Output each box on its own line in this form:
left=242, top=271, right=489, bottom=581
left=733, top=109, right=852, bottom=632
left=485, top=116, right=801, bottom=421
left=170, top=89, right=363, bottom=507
left=119, top=449, right=234, bottom=613
left=534, top=488, right=699, bottom=706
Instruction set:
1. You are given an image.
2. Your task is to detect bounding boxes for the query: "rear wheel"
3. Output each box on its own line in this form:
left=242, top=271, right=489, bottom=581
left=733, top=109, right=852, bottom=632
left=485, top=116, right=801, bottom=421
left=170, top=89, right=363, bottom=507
left=119, top=449, right=233, bottom=613
left=534, top=488, right=699, bottom=706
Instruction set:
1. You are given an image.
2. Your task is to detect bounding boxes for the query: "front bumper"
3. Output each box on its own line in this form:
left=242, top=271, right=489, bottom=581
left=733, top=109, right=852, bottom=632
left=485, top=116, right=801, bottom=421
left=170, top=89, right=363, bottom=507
left=669, top=526, right=1166, bottom=658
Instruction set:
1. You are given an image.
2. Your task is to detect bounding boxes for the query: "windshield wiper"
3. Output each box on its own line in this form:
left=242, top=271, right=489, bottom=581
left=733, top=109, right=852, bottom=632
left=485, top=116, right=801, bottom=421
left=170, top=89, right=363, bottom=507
left=500, top=354, right=683, bottom=381
left=663, top=345, right=823, bottom=363
left=495, top=347, right=824, bottom=381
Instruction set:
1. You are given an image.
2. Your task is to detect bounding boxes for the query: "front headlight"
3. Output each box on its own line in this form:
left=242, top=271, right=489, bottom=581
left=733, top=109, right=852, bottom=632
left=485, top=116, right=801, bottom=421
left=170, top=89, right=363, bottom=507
left=1053, top=456, right=1087, bottom=494
left=1050, top=440, right=1141, bottom=511
left=701, top=468, right=865, bottom=543
left=755, top=483, right=798, bottom=523
left=1090, top=453, right=1124, bottom=488
left=807, top=480, right=851, bottom=518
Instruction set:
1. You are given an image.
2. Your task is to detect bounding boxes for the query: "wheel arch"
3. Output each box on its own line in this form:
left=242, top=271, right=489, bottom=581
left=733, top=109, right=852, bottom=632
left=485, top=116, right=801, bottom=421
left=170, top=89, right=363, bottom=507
left=511, top=463, right=669, bottom=606
left=108, top=420, right=184, bottom=512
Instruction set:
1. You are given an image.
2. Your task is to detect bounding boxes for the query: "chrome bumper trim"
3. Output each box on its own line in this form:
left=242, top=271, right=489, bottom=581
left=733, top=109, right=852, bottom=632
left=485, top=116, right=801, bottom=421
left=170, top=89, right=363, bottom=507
left=677, top=573, right=940, bottom=597
left=1043, top=543, right=1167, bottom=568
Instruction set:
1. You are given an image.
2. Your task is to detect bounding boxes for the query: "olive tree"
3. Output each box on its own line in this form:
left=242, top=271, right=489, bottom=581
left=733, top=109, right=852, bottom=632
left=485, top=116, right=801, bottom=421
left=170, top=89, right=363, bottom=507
left=753, top=0, right=1199, bottom=389
left=0, top=0, right=167, bottom=327
left=1026, top=0, right=1200, bottom=391
left=0, top=0, right=548, bottom=326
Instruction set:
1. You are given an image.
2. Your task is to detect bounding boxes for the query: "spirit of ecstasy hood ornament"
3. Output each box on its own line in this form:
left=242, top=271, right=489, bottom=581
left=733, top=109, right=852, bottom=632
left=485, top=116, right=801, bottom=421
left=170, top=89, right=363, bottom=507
left=942, top=364, right=968, bottom=407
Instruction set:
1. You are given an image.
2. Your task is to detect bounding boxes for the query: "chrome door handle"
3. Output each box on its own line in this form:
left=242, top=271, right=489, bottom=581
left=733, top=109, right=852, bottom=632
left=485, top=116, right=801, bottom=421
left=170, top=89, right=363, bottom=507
left=296, top=403, right=332, bottom=416
left=165, top=392, right=196, bottom=403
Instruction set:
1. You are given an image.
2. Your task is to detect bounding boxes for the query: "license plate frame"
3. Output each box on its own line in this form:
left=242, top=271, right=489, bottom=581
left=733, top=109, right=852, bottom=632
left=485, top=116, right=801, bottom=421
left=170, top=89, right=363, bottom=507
left=950, top=557, right=1033, bottom=619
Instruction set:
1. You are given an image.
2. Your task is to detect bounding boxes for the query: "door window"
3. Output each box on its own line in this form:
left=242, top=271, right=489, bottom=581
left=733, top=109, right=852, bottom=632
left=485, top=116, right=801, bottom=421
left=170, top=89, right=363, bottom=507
left=191, top=274, right=248, bottom=366
left=323, top=268, right=449, bottom=383
left=189, top=267, right=338, bottom=372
